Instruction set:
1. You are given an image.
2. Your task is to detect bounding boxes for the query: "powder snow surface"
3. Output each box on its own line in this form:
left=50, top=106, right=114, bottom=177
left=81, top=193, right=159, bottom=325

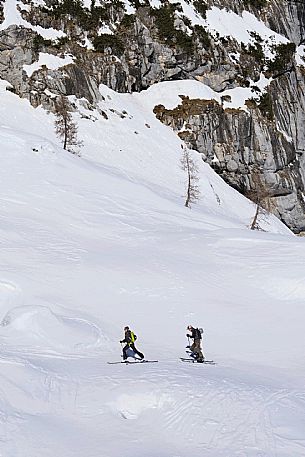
left=0, top=2, right=304, bottom=455
left=23, top=52, right=74, bottom=77
left=0, top=77, right=304, bottom=457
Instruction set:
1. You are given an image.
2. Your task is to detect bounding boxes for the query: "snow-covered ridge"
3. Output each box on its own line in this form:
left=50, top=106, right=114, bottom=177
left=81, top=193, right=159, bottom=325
left=128, top=75, right=271, bottom=111
left=149, top=1, right=290, bottom=54
left=205, top=7, right=289, bottom=50
left=296, top=44, right=305, bottom=66
left=0, top=0, right=64, bottom=38
left=23, top=52, right=74, bottom=76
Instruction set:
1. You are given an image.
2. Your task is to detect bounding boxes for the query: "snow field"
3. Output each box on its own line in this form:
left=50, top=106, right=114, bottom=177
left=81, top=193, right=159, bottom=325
left=0, top=0, right=304, bottom=454
left=0, top=81, right=304, bottom=457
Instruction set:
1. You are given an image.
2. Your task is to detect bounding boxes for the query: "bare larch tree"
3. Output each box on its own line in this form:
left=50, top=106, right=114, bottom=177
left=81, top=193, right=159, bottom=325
left=246, top=169, right=275, bottom=230
left=180, top=146, right=200, bottom=208
left=54, top=96, right=81, bottom=154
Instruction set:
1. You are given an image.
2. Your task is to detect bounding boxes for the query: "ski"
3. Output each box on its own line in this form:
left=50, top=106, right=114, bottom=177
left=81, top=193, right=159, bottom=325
left=180, top=358, right=216, bottom=365
left=107, top=360, right=158, bottom=365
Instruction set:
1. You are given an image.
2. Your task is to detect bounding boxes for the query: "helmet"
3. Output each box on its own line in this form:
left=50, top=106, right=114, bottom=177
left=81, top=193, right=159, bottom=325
left=187, top=325, right=193, bottom=330
left=124, top=326, right=129, bottom=331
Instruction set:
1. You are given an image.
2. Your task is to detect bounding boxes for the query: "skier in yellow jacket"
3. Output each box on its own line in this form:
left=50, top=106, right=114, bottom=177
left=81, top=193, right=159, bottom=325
left=120, top=326, right=144, bottom=361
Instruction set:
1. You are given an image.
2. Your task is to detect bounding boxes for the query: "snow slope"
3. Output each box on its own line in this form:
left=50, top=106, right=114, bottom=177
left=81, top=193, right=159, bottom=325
left=0, top=0, right=64, bottom=38
left=1, top=77, right=305, bottom=457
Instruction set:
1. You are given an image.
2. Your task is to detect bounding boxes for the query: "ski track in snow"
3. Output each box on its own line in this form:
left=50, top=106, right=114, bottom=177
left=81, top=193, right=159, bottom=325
left=0, top=351, right=304, bottom=457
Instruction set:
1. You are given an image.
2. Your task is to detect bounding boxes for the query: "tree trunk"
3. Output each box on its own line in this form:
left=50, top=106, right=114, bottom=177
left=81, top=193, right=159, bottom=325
left=63, top=117, right=68, bottom=150
left=185, top=156, right=191, bottom=207
left=251, top=204, right=260, bottom=230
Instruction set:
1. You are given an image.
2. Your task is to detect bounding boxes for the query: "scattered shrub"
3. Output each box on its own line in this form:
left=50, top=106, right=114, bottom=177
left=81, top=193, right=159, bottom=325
left=241, top=41, right=265, bottom=66
left=120, top=14, right=135, bottom=29
left=243, top=0, right=268, bottom=8
left=258, top=92, right=273, bottom=120
left=93, top=34, right=124, bottom=55
left=40, top=0, right=111, bottom=32
left=193, top=24, right=211, bottom=49
left=193, top=0, right=208, bottom=19
left=33, top=35, right=52, bottom=52
left=266, top=42, right=296, bottom=74
left=151, top=3, right=193, bottom=53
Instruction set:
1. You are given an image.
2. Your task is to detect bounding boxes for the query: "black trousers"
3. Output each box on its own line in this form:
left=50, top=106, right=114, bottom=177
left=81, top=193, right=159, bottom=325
left=190, top=340, right=204, bottom=361
left=123, top=343, right=144, bottom=360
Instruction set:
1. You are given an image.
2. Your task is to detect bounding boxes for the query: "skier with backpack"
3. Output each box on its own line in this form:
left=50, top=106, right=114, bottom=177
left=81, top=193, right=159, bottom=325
left=120, top=326, right=145, bottom=361
left=186, top=325, right=204, bottom=363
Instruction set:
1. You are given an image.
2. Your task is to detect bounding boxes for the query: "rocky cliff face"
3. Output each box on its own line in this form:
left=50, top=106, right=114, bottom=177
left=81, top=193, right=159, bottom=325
left=1, top=0, right=305, bottom=231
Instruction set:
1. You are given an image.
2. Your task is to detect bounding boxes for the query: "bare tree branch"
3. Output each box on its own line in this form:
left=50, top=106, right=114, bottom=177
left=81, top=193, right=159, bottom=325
left=245, top=168, right=276, bottom=230
left=180, top=146, right=200, bottom=208
left=54, top=96, right=83, bottom=155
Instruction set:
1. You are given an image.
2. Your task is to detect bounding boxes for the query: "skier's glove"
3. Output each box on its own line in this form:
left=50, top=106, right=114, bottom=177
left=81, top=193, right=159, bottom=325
left=120, top=340, right=123, bottom=343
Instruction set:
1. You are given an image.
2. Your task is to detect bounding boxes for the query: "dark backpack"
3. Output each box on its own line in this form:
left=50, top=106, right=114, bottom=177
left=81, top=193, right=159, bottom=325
left=195, top=328, right=202, bottom=339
